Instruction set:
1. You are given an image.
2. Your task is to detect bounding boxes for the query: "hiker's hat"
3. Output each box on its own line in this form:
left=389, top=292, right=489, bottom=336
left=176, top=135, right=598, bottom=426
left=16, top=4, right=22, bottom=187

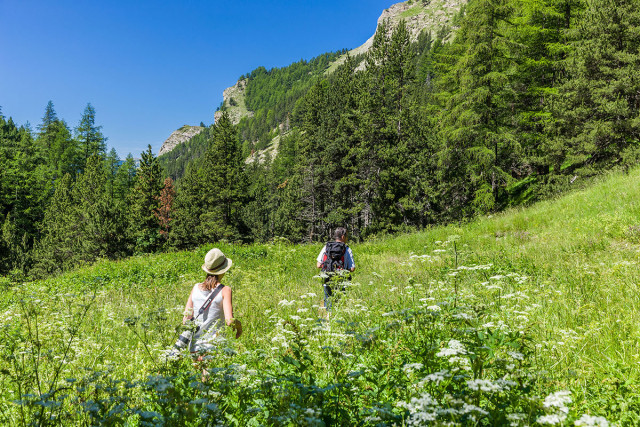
left=202, top=248, right=233, bottom=275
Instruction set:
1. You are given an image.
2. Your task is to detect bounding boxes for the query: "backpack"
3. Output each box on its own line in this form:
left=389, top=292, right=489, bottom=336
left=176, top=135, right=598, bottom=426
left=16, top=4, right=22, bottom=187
left=322, top=241, right=346, bottom=272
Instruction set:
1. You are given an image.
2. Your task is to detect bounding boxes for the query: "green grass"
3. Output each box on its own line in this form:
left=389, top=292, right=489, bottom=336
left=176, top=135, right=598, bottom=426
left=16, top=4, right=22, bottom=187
left=401, top=5, right=427, bottom=18
left=3, top=169, right=640, bottom=424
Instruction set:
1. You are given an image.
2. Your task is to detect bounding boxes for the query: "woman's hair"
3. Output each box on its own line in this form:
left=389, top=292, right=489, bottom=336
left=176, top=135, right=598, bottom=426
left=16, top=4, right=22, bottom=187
left=202, top=273, right=224, bottom=291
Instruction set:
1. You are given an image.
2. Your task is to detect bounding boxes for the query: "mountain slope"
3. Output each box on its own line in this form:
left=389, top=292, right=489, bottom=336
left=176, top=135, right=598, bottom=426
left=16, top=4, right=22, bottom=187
left=218, top=0, right=467, bottom=128
left=158, top=0, right=467, bottom=167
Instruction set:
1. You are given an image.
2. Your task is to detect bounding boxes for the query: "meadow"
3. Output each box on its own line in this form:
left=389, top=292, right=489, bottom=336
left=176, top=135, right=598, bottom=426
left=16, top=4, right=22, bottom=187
left=2, top=168, right=640, bottom=425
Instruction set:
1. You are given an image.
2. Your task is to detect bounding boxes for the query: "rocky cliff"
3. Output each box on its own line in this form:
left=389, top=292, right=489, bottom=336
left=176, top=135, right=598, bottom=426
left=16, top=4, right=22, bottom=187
left=213, top=79, right=253, bottom=125
left=158, top=125, right=204, bottom=156
left=346, top=0, right=465, bottom=61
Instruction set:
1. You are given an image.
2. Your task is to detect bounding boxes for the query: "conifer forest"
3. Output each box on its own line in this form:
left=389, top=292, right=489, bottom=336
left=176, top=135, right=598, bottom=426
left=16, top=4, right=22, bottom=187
left=1, top=0, right=639, bottom=279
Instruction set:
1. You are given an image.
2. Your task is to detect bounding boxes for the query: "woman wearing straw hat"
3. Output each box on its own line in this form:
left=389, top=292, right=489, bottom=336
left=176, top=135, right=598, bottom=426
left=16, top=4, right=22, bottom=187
left=182, top=248, right=242, bottom=355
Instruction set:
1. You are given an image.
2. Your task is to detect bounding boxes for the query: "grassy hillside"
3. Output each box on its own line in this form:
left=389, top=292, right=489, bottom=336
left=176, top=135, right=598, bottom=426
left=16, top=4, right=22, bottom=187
left=2, top=169, right=640, bottom=424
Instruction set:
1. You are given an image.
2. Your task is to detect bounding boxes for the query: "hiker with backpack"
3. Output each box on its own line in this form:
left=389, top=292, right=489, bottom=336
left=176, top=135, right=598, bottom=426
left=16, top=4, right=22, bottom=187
left=316, top=227, right=355, bottom=311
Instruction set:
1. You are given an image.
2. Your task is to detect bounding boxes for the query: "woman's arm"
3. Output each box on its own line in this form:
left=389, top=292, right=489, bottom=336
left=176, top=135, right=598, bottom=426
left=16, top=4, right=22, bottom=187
left=182, top=288, right=194, bottom=324
left=222, top=286, right=242, bottom=338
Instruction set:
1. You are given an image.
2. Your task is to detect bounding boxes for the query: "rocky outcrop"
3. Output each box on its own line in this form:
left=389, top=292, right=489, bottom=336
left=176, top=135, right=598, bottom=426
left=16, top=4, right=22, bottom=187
left=214, top=79, right=254, bottom=125
left=158, top=125, right=204, bottom=156
left=341, top=0, right=466, bottom=67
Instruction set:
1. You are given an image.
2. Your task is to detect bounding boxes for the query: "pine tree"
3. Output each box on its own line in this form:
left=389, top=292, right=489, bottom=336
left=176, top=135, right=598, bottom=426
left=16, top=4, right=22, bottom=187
left=356, top=20, right=418, bottom=234
left=37, top=101, right=58, bottom=152
left=0, top=117, right=51, bottom=273
left=170, top=112, right=247, bottom=247
left=36, top=102, right=81, bottom=180
left=30, top=173, right=75, bottom=275
left=113, top=154, right=137, bottom=200
left=437, top=0, right=517, bottom=215
left=129, top=145, right=164, bottom=253
left=504, top=0, right=579, bottom=202
left=73, top=155, right=128, bottom=262
left=52, top=120, right=81, bottom=178
left=199, top=112, right=247, bottom=242
left=243, top=159, right=272, bottom=241
left=267, top=130, right=306, bottom=241
left=32, top=156, right=128, bottom=275
left=168, top=161, right=207, bottom=248
left=75, top=103, right=107, bottom=166
left=550, top=0, right=640, bottom=179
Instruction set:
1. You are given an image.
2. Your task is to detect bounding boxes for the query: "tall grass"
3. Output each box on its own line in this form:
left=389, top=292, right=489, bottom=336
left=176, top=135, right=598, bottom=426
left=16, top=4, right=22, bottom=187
left=2, top=169, right=640, bottom=424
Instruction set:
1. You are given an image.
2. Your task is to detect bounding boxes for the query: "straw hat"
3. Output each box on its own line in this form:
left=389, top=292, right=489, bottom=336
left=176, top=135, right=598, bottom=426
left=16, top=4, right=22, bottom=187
left=202, top=248, right=233, bottom=275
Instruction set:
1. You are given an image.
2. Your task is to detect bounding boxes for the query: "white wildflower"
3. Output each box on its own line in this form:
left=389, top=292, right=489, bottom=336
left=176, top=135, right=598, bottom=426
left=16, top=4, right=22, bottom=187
left=452, top=312, right=473, bottom=320
left=467, top=379, right=503, bottom=393
left=397, top=393, right=438, bottom=425
left=462, top=403, right=488, bottom=416
left=448, top=356, right=471, bottom=370
left=574, top=414, right=609, bottom=427
left=402, top=363, right=424, bottom=373
left=507, top=413, right=526, bottom=426
left=436, top=340, right=467, bottom=357
left=538, top=414, right=566, bottom=425
left=418, top=370, right=449, bottom=386
left=543, top=390, right=572, bottom=411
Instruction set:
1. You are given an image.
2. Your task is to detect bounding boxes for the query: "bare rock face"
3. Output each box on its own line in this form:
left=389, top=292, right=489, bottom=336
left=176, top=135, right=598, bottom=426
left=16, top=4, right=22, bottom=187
left=214, top=79, right=254, bottom=125
left=347, top=0, right=466, bottom=65
left=158, top=125, right=204, bottom=156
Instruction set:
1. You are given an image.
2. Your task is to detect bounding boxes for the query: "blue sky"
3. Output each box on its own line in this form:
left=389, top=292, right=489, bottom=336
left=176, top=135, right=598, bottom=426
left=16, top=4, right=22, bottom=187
left=0, top=0, right=397, bottom=158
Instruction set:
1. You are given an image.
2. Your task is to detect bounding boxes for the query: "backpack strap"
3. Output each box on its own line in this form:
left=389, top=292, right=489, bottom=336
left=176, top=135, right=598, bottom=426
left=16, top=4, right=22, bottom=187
left=194, top=283, right=225, bottom=320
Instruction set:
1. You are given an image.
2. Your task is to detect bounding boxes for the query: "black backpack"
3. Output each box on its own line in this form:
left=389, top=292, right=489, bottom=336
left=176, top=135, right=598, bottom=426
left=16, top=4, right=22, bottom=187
left=322, top=241, right=346, bottom=272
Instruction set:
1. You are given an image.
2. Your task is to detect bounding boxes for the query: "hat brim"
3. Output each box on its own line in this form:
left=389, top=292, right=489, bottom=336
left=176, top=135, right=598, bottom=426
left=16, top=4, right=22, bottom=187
left=202, top=257, right=232, bottom=275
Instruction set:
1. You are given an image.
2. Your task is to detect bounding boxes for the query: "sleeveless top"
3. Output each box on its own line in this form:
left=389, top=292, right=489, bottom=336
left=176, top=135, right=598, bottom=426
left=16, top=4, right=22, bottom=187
left=189, top=283, right=225, bottom=352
